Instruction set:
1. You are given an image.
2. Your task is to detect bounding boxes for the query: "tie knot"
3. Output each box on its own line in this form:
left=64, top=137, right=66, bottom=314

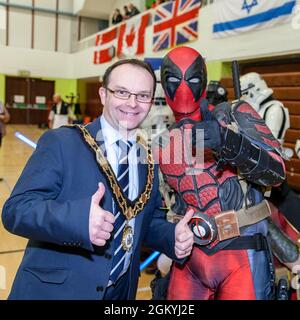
left=117, top=139, right=133, bottom=154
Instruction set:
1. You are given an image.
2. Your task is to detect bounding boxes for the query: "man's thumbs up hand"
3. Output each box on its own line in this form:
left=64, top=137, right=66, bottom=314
left=92, top=181, right=106, bottom=205
left=89, top=183, right=115, bottom=246
left=174, top=209, right=194, bottom=259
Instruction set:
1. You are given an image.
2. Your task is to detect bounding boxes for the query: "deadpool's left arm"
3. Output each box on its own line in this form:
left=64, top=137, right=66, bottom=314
left=217, top=127, right=286, bottom=187
left=192, top=118, right=286, bottom=187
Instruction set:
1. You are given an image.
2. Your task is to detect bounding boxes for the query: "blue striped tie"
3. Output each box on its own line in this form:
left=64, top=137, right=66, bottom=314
left=109, top=139, right=133, bottom=283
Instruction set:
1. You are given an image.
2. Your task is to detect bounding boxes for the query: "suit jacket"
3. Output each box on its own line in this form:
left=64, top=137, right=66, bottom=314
left=2, top=119, right=177, bottom=300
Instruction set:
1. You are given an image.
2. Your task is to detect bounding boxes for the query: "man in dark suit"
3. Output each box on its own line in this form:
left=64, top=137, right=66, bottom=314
left=2, top=59, right=194, bottom=300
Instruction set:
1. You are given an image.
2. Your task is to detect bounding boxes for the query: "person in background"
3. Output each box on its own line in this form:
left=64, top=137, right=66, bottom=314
left=112, top=8, right=123, bottom=25
left=123, top=5, right=131, bottom=20
left=0, top=101, right=10, bottom=148
left=128, top=3, right=140, bottom=17
left=0, top=101, right=10, bottom=181
left=48, top=93, right=70, bottom=129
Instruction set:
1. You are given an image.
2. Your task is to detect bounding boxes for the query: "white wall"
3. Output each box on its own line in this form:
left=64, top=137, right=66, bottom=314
left=8, top=8, right=31, bottom=48
left=0, top=5, right=6, bottom=30
left=0, top=45, right=73, bottom=78
left=80, top=17, right=100, bottom=40
left=35, top=0, right=57, bottom=10
left=34, top=12, right=56, bottom=51
left=58, top=15, right=74, bottom=54
left=0, top=6, right=6, bottom=46
left=58, top=15, right=75, bottom=53
left=73, top=0, right=85, bottom=14
left=73, top=0, right=114, bottom=19
left=3, top=0, right=76, bottom=52
left=10, top=0, right=32, bottom=6
left=59, top=0, right=74, bottom=12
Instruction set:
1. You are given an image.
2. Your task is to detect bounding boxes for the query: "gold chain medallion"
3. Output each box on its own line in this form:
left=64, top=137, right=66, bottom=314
left=122, top=224, right=134, bottom=251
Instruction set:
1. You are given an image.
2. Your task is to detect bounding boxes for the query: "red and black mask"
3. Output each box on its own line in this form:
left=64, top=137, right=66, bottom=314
left=161, top=46, right=207, bottom=122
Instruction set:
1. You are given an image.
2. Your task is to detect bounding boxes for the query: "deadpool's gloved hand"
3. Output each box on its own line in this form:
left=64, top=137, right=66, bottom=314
left=211, top=102, right=232, bottom=127
left=192, top=120, right=222, bottom=151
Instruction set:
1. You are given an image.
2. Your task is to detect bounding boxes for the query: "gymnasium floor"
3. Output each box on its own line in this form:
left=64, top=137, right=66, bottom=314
left=0, top=125, right=154, bottom=300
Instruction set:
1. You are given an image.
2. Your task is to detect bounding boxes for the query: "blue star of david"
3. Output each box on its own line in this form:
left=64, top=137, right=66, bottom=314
left=242, top=0, right=258, bottom=14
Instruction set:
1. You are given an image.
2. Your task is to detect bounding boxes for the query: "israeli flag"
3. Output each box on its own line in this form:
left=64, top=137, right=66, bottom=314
left=213, top=0, right=296, bottom=37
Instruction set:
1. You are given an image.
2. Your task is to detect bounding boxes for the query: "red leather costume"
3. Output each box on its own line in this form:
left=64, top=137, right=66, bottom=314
left=155, top=46, right=286, bottom=300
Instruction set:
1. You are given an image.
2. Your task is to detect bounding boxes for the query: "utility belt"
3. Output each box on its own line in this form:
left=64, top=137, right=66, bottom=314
left=172, top=200, right=271, bottom=246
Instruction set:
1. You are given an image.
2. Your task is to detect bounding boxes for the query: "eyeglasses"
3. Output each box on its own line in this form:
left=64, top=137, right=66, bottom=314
left=106, top=87, right=153, bottom=103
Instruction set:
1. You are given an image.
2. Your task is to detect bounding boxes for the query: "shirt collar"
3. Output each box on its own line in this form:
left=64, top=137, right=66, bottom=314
left=100, top=115, right=137, bottom=146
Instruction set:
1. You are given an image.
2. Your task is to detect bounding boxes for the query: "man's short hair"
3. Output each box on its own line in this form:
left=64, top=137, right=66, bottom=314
left=102, top=59, right=157, bottom=97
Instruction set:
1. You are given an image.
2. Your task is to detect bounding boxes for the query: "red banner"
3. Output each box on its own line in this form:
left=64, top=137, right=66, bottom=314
left=93, top=27, right=118, bottom=64
left=117, top=13, right=150, bottom=58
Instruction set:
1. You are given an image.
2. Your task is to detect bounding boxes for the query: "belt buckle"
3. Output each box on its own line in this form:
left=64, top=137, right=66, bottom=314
left=215, top=210, right=240, bottom=241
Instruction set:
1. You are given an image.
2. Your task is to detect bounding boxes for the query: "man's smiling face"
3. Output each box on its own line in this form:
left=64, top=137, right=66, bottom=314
left=99, top=63, right=154, bottom=133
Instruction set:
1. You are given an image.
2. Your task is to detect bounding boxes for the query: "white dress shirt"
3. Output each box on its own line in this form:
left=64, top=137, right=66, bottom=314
left=100, top=115, right=139, bottom=284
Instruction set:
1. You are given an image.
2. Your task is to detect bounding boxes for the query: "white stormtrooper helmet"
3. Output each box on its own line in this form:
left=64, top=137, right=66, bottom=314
left=240, top=72, right=273, bottom=111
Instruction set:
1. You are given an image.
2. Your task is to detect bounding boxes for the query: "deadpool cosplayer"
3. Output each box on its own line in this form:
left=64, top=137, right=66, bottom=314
left=154, top=46, right=286, bottom=300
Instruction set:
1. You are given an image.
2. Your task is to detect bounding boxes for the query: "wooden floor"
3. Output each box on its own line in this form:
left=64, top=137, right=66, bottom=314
left=0, top=124, right=155, bottom=300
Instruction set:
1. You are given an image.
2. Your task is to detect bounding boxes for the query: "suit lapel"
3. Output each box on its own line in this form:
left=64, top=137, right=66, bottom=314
left=132, top=143, right=150, bottom=250
left=85, top=118, right=103, bottom=143
left=136, top=140, right=149, bottom=196
left=85, top=119, right=113, bottom=213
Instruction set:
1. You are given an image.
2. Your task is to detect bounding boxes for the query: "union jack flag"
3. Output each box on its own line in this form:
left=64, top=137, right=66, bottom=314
left=152, top=0, right=201, bottom=52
